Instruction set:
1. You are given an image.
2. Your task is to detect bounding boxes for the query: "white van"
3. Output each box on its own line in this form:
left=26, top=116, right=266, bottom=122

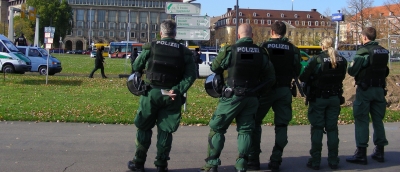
left=0, top=34, right=31, bottom=73
left=198, top=51, right=218, bottom=77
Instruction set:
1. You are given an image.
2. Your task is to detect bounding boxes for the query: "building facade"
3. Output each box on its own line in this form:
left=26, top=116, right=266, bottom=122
left=214, top=7, right=336, bottom=46
left=6, top=0, right=182, bottom=50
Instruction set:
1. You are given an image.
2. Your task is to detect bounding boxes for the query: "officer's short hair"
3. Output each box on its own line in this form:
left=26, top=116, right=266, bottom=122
left=271, top=21, right=286, bottom=36
left=160, top=20, right=177, bottom=37
left=361, top=27, right=376, bottom=41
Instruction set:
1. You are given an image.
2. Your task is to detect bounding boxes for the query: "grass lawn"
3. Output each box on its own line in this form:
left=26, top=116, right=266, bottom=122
left=0, top=54, right=399, bottom=125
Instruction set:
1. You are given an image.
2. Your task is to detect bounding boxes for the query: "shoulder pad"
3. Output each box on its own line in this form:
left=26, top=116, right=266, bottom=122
left=220, top=45, right=231, bottom=52
left=142, top=43, right=151, bottom=50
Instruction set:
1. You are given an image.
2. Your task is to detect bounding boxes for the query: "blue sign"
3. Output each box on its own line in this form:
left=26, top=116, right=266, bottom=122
left=331, top=13, right=344, bottom=21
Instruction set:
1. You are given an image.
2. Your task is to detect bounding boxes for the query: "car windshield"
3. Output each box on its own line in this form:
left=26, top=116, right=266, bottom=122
left=2, top=39, right=20, bottom=52
left=38, top=49, right=48, bottom=56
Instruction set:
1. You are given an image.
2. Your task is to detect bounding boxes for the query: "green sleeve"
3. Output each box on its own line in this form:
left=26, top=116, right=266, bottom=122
left=299, top=56, right=318, bottom=82
left=211, top=45, right=231, bottom=74
left=133, top=43, right=151, bottom=73
left=170, top=47, right=196, bottom=95
left=347, top=48, right=369, bottom=77
left=293, top=46, right=302, bottom=77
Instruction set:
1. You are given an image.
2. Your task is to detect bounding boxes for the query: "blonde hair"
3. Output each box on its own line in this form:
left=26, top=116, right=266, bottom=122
left=320, top=37, right=339, bottom=68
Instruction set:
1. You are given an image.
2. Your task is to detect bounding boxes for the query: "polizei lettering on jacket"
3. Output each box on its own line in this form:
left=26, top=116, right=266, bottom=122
left=156, top=41, right=180, bottom=48
left=237, top=47, right=260, bottom=53
left=267, top=44, right=290, bottom=50
left=323, top=57, right=343, bottom=62
left=373, top=49, right=389, bottom=54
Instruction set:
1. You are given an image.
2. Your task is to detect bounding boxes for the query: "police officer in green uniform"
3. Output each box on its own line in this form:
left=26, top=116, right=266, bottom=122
left=346, top=27, right=389, bottom=165
left=248, top=21, right=301, bottom=171
left=300, top=37, right=347, bottom=170
left=127, top=20, right=196, bottom=172
left=199, top=23, right=275, bottom=172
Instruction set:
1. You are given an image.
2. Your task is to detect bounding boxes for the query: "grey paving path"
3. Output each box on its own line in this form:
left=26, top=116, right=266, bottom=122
left=0, top=121, right=399, bottom=172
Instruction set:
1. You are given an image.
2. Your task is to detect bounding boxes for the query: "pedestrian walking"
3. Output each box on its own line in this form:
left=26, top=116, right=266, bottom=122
left=299, top=37, right=347, bottom=170
left=199, top=23, right=275, bottom=172
left=346, top=27, right=389, bottom=165
left=89, top=46, right=107, bottom=78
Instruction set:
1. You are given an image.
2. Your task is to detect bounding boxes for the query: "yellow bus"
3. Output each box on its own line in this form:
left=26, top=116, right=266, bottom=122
left=297, top=45, right=322, bottom=61
left=188, top=45, right=200, bottom=51
left=93, top=43, right=109, bottom=58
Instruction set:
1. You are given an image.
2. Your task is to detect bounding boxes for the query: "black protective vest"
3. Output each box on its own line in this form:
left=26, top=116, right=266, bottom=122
left=146, top=41, right=184, bottom=87
left=356, top=45, right=389, bottom=87
left=226, top=42, right=264, bottom=88
left=262, top=40, right=295, bottom=87
left=316, top=53, right=347, bottom=90
left=18, top=37, right=26, bottom=46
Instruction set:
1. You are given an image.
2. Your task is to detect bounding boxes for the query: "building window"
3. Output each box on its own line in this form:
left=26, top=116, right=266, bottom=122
left=288, top=21, right=292, bottom=24
left=253, top=12, right=257, bottom=17
left=308, top=21, right=312, bottom=26
left=240, top=18, right=243, bottom=23
left=77, top=30, right=82, bottom=36
left=108, top=11, right=117, bottom=22
left=239, top=12, right=242, bottom=16
left=226, top=19, right=230, bottom=24
left=77, top=21, right=84, bottom=28
left=307, top=14, right=311, bottom=18
left=261, top=20, right=265, bottom=24
left=254, top=19, right=258, bottom=24
left=246, top=19, right=250, bottom=24
left=152, top=24, right=158, bottom=31
left=151, top=33, right=157, bottom=39
left=76, top=9, right=84, bottom=21
left=267, top=20, right=271, bottom=25
left=98, top=31, right=104, bottom=37
left=140, top=23, right=147, bottom=30
left=120, top=23, right=126, bottom=30
left=294, top=14, right=298, bottom=18
left=130, top=11, right=138, bottom=23
left=119, top=32, right=125, bottom=37
left=281, top=13, right=284, bottom=18
left=302, top=21, right=305, bottom=26
left=140, top=12, right=148, bottom=23
left=98, top=22, right=105, bottom=29
left=321, top=21, right=325, bottom=26
left=109, top=31, right=114, bottom=37
left=119, top=11, right=128, bottom=23
left=233, top=18, right=236, bottom=24
left=98, top=10, right=106, bottom=22
left=109, top=22, right=116, bottom=29
left=141, top=32, right=146, bottom=38
left=315, top=21, right=318, bottom=26
left=131, top=32, right=136, bottom=38
left=131, top=23, right=137, bottom=30
left=320, top=15, right=324, bottom=19
left=150, top=12, right=158, bottom=23
left=295, top=21, right=299, bottom=25
left=327, top=22, right=331, bottom=26
left=267, top=13, right=270, bottom=17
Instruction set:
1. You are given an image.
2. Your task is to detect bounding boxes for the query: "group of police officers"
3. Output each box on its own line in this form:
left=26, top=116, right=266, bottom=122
left=126, top=19, right=390, bottom=172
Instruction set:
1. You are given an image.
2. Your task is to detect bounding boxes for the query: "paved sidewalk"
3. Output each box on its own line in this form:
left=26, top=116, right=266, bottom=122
left=0, top=121, right=399, bottom=172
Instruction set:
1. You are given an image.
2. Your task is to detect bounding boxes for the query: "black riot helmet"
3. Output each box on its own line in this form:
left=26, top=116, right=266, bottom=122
left=127, top=72, right=145, bottom=96
left=204, top=73, right=224, bottom=98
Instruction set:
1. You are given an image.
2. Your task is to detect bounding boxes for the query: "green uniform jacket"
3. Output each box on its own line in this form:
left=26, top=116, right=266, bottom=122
left=211, top=37, right=276, bottom=93
left=348, top=41, right=390, bottom=79
left=299, top=51, right=347, bottom=85
left=133, top=38, right=196, bottom=95
left=267, top=37, right=302, bottom=77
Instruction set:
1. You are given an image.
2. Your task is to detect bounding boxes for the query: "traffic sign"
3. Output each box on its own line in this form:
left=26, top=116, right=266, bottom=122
left=176, top=16, right=210, bottom=28
left=165, top=2, right=201, bottom=15
left=331, top=13, right=344, bottom=21
left=176, top=28, right=210, bottom=40
left=44, top=27, right=55, bottom=33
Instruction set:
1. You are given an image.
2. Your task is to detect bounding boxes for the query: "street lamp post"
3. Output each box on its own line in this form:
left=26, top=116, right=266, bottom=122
left=236, top=0, right=239, bottom=41
left=215, top=39, right=219, bottom=52
left=292, top=0, right=294, bottom=11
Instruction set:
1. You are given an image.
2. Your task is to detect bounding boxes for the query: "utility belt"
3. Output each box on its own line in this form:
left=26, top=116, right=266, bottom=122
left=357, top=79, right=386, bottom=91
left=314, top=89, right=341, bottom=99
left=221, top=86, right=257, bottom=98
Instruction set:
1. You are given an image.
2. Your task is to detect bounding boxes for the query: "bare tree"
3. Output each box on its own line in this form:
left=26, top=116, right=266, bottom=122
left=383, top=0, right=400, bottom=35
left=347, top=0, right=375, bottom=28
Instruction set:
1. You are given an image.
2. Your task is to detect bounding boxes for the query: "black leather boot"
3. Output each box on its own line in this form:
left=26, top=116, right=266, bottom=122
left=268, top=161, right=280, bottom=172
left=371, top=145, right=384, bottom=162
left=247, top=160, right=260, bottom=170
left=346, top=147, right=367, bottom=165
left=156, top=166, right=168, bottom=172
left=198, top=166, right=218, bottom=172
left=127, top=161, right=145, bottom=172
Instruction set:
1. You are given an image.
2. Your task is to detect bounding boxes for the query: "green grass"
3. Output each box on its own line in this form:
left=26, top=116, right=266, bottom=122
left=0, top=54, right=399, bottom=125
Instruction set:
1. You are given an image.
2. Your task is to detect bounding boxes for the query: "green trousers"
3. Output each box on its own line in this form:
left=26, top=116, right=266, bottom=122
left=133, top=88, right=183, bottom=167
left=307, top=96, right=340, bottom=167
left=353, top=87, right=388, bottom=147
left=203, top=95, right=258, bottom=171
left=249, top=87, right=292, bottom=163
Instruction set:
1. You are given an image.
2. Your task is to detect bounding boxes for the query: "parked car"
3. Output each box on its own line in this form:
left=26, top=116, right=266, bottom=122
left=198, top=51, right=218, bottom=77
left=90, top=51, right=97, bottom=58
left=82, top=50, right=91, bottom=55
left=74, top=50, right=83, bottom=54
left=0, top=34, right=31, bottom=74
left=17, top=46, right=62, bottom=75
left=66, top=50, right=74, bottom=54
